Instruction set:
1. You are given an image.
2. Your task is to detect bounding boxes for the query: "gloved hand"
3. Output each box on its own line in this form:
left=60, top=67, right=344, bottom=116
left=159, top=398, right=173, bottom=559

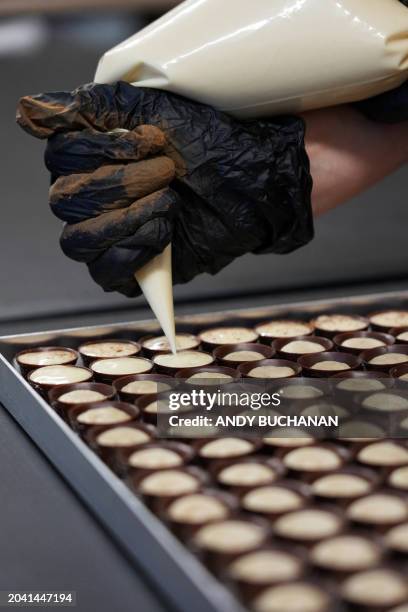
left=17, top=82, right=313, bottom=297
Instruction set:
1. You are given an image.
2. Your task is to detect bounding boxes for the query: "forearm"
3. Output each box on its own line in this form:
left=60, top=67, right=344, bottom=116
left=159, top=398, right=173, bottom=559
left=303, top=105, right=408, bottom=217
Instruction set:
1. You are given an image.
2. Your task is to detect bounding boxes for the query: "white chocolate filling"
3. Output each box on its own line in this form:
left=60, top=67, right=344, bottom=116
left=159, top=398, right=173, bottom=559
left=339, top=420, right=385, bottom=441
left=139, top=470, right=199, bottom=496
left=389, top=466, right=408, bottom=490
left=399, top=373, right=408, bottom=381
left=342, top=570, right=408, bottom=607
left=218, top=463, right=276, bottom=486
left=224, top=350, right=263, bottom=362
left=96, top=426, right=149, bottom=447
left=30, top=365, right=91, bottom=385
left=187, top=372, right=232, bottom=382
left=397, top=331, right=408, bottom=342
left=284, top=447, right=341, bottom=472
left=253, top=583, right=329, bottom=612
left=386, top=523, right=408, bottom=553
left=200, top=438, right=254, bottom=459
left=342, top=337, right=385, bottom=350
left=311, top=361, right=350, bottom=371
left=242, top=486, right=303, bottom=514
left=362, top=392, right=408, bottom=412
left=369, top=353, right=408, bottom=366
left=167, top=494, right=228, bottom=524
left=77, top=406, right=131, bottom=425
left=336, top=378, right=386, bottom=392
left=229, top=550, right=301, bottom=584
left=58, top=389, right=106, bottom=404
left=282, top=340, right=323, bottom=354
left=312, top=474, right=371, bottom=498
left=347, top=494, right=408, bottom=525
left=128, top=447, right=182, bottom=469
left=200, top=327, right=258, bottom=345
left=280, top=385, right=323, bottom=399
left=81, top=342, right=137, bottom=358
left=274, top=510, right=341, bottom=540
left=19, top=349, right=75, bottom=366
left=263, top=429, right=314, bottom=447
left=315, top=315, right=366, bottom=332
left=256, top=321, right=312, bottom=338
left=121, top=380, right=170, bottom=394
left=370, top=311, right=408, bottom=328
left=154, top=351, right=213, bottom=369
left=194, top=520, right=265, bottom=553
left=143, top=334, right=198, bottom=352
left=91, top=357, right=151, bottom=376
left=249, top=365, right=295, bottom=379
left=311, top=536, right=380, bottom=571
left=358, top=442, right=408, bottom=466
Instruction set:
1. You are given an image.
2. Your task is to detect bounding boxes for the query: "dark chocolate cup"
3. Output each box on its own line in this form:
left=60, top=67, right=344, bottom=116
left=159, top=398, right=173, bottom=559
left=311, top=314, right=369, bottom=339
left=198, top=327, right=259, bottom=352
left=213, top=343, right=274, bottom=368
left=210, top=455, right=286, bottom=493
left=189, top=514, right=270, bottom=575
left=390, top=326, right=408, bottom=345
left=174, top=365, right=240, bottom=382
left=139, top=333, right=200, bottom=357
left=85, top=421, right=156, bottom=469
left=309, top=465, right=381, bottom=503
left=15, top=346, right=79, bottom=376
left=273, top=335, right=333, bottom=360
left=238, top=359, right=301, bottom=379
left=28, top=365, right=93, bottom=398
left=271, top=504, right=347, bottom=546
left=160, top=488, right=239, bottom=542
left=128, top=465, right=209, bottom=512
left=333, top=331, right=395, bottom=355
left=48, top=382, right=115, bottom=420
left=345, top=489, right=408, bottom=532
left=113, top=373, right=173, bottom=402
left=153, top=351, right=214, bottom=376
left=90, top=356, right=153, bottom=383
left=78, top=339, right=141, bottom=366
left=277, top=443, right=352, bottom=480
left=224, top=543, right=307, bottom=603
left=67, top=400, right=139, bottom=437
left=298, top=352, right=361, bottom=378
left=193, top=437, right=262, bottom=466
left=119, top=441, right=195, bottom=478
left=362, top=344, right=408, bottom=373
left=369, top=309, right=408, bottom=332
left=237, top=479, right=312, bottom=519
left=254, top=320, right=314, bottom=345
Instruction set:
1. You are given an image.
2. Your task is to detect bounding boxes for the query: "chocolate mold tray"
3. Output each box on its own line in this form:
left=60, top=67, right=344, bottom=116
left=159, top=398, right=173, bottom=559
left=1, top=289, right=408, bottom=612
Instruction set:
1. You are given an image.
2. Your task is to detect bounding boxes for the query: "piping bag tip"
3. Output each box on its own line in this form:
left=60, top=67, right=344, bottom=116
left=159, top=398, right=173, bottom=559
left=134, top=244, right=177, bottom=354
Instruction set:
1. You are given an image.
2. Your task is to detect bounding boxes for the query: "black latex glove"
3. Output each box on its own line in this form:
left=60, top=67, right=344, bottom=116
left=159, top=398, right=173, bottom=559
left=17, top=82, right=313, bottom=297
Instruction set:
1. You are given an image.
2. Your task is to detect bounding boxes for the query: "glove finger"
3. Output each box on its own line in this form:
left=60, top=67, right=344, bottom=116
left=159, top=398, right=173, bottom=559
left=60, top=188, right=178, bottom=263
left=45, top=125, right=167, bottom=177
left=50, top=156, right=176, bottom=223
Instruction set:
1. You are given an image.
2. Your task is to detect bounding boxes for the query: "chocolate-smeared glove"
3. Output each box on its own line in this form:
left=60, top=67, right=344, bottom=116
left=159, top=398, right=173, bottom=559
left=17, top=82, right=313, bottom=297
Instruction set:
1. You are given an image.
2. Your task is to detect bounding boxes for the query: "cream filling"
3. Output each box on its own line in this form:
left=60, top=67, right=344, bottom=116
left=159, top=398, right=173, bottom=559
left=342, top=570, right=408, bottom=606
left=312, top=474, right=371, bottom=498
left=358, top=442, right=408, bottom=466
left=362, top=392, right=408, bottom=412
left=91, top=357, right=151, bottom=375
left=200, top=438, right=254, bottom=459
left=224, top=350, right=263, bottom=362
left=187, top=372, right=232, bottom=382
left=77, top=407, right=131, bottom=425
left=218, top=463, right=276, bottom=486
left=315, top=315, right=366, bottom=332
left=167, top=494, right=228, bottom=524
left=194, top=520, right=265, bottom=553
left=96, top=427, right=150, bottom=447
left=284, top=447, right=341, bottom=472
left=282, top=340, right=322, bottom=354
left=121, top=380, right=170, bottom=394
left=19, top=349, right=74, bottom=366
left=311, top=361, right=350, bottom=371
left=386, top=523, right=408, bottom=553
left=370, top=311, right=408, bottom=328
left=347, top=494, right=408, bottom=525
left=253, top=583, right=329, bottom=612
left=336, top=378, right=386, bottom=392
left=200, top=327, right=258, bottom=344
left=58, top=389, right=106, bottom=404
left=274, top=510, right=341, bottom=540
left=139, top=470, right=199, bottom=496
left=30, top=365, right=90, bottom=385
left=280, top=385, right=323, bottom=399
left=229, top=550, right=301, bottom=584
left=154, top=351, right=213, bottom=369
left=143, top=334, right=198, bottom=351
left=249, top=366, right=295, bottom=379
left=256, top=321, right=312, bottom=338
left=81, top=342, right=137, bottom=358
left=128, top=447, right=182, bottom=469
left=389, top=466, right=408, bottom=490
left=311, top=536, right=380, bottom=571
left=263, top=429, right=314, bottom=447
left=369, top=353, right=408, bottom=366
left=341, top=337, right=384, bottom=350
left=399, top=373, right=408, bottom=381
left=397, top=331, right=408, bottom=342
left=339, top=420, right=385, bottom=440
left=242, top=486, right=303, bottom=514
